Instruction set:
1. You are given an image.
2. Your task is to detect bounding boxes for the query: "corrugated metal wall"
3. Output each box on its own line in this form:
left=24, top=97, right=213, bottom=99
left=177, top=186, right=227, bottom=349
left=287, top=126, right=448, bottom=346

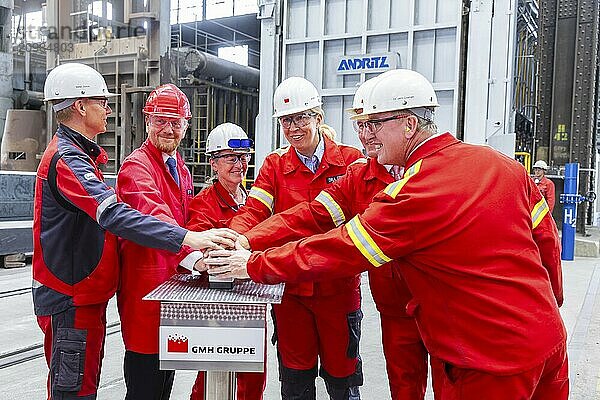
left=280, top=0, right=462, bottom=149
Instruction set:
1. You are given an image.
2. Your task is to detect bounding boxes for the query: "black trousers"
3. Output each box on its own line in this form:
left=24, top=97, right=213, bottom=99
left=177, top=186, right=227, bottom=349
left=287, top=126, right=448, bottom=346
left=124, top=351, right=175, bottom=400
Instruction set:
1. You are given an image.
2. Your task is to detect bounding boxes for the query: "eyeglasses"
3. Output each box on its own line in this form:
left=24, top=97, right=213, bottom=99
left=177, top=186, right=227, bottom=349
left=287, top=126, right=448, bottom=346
left=150, top=117, right=188, bottom=131
left=352, top=120, right=367, bottom=133
left=87, top=97, right=110, bottom=109
left=363, top=114, right=412, bottom=134
left=279, top=112, right=317, bottom=129
left=211, top=153, right=251, bottom=164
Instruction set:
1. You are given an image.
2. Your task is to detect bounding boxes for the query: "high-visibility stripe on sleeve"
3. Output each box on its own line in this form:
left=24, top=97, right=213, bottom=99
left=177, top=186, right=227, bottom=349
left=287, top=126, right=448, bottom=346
left=249, top=187, right=274, bottom=212
left=315, top=191, right=346, bottom=227
left=383, top=159, right=423, bottom=199
left=345, top=215, right=392, bottom=267
left=96, top=193, right=117, bottom=222
left=531, top=198, right=549, bottom=229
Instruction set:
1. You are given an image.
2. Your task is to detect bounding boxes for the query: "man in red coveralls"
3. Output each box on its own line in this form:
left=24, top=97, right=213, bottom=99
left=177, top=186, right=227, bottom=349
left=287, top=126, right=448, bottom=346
left=234, top=76, right=433, bottom=400
left=532, top=160, right=556, bottom=211
left=34, top=65, right=236, bottom=400
left=117, top=84, right=235, bottom=399
left=206, top=69, right=567, bottom=400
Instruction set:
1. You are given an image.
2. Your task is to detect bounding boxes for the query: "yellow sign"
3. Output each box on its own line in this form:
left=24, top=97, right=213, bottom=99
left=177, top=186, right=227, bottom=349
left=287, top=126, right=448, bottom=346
left=554, top=124, right=568, bottom=141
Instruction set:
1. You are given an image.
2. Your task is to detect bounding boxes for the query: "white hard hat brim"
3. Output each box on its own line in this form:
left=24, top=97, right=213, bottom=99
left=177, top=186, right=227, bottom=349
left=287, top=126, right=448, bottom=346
left=344, top=106, right=361, bottom=115
left=272, top=104, right=319, bottom=118
left=45, top=92, right=119, bottom=102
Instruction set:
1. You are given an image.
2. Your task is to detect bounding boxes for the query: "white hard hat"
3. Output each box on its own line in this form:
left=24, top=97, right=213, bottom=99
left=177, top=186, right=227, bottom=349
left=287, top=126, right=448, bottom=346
left=44, top=63, right=117, bottom=111
left=273, top=77, right=322, bottom=118
left=355, top=69, right=439, bottom=119
left=206, top=123, right=253, bottom=155
left=346, top=77, right=380, bottom=115
left=533, top=160, right=549, bottom=170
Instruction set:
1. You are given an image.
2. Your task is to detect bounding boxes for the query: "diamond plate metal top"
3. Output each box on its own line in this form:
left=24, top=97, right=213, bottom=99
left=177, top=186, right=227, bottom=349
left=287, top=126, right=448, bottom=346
left=161, top=302, right=266, bottom=322
left=144, top=274, right=285, bottom=304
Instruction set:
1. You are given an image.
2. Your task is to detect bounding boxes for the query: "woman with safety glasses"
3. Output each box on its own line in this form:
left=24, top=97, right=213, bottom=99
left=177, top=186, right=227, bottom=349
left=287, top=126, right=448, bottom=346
left=229, top=77, right=364, bottom=400
left=187, top=123, right=266, bottom=400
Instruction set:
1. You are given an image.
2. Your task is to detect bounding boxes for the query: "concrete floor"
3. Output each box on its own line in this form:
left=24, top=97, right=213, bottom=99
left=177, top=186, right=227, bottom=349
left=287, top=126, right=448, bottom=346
left=1, top=257, right=599, bottom=399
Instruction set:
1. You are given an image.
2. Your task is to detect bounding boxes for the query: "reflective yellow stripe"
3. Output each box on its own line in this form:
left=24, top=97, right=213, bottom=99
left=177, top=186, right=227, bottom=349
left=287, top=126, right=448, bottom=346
left=345, top=215, right=392, bottom=267
left=249, top=187, right=274, bottom=212
left=383, top=159, right=423, bottom=199
left=315, top=191, right=346, bottom=227
left=531, top=198, right=549, bottom=229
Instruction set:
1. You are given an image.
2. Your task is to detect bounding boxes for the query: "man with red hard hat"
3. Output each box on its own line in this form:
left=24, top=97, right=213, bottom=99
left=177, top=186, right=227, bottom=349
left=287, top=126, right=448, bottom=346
left=117, top=84, right=230, bottom=399
left=34, top=64, right=236, bottom=400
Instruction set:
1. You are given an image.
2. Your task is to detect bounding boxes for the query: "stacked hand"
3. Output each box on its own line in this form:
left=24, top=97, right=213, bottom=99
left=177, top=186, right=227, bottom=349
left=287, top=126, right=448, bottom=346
left=183, top=228, right=239, bottom=251
left=183, top=228, right=239, bottom=273
left=203, top=242, right=252, bottom=279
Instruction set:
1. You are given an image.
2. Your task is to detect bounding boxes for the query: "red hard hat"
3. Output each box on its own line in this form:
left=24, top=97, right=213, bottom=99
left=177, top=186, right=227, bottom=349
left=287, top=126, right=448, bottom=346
left=143, top=84, right=192, bottom=119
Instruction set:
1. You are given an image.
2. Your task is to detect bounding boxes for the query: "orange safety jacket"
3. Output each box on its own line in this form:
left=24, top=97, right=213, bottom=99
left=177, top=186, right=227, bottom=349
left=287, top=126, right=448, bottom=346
left=117, top=139, right=195, bottom=353
left=188, top=180, right=240, bottom=230
left=535, top=175, right=556, bottom=211
left=230, top=135, right=363, bottom=297
left=246, top=133, right=565, bottom=375
left=245, top=157, right=411, bottom=316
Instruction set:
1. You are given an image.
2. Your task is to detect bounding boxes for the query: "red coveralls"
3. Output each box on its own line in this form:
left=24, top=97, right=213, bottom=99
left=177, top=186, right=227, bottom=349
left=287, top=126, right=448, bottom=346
left=245, top=157, right=430, bottom=400
left=34, top=126, right=188, bottom=399
left=187, top=181, right=266, bottom=400
left=245, top=133, right=567, bottom=400
left=535, top=176, right=556, bottom=211
left=230, top=135, right=364, bottom=399
left=117, top=139, right=195, bottom=355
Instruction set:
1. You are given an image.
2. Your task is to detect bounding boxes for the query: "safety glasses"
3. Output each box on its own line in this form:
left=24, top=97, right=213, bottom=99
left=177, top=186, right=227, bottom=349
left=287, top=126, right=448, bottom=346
left=363, top=114, right=412, bottom=134
left=87, top=97, right=110, bottom=109
left=279, top=112, right=317, bottom=129
left=211, top=153, right=252, bottom=164
left=149, top=116, right=188, bottom=131
left=352, top=120, right=367, bottom=133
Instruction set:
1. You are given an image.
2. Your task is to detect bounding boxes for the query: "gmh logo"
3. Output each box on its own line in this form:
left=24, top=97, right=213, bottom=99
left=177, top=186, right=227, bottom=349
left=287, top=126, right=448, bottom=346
left=167, top=333, right=189, bottom=353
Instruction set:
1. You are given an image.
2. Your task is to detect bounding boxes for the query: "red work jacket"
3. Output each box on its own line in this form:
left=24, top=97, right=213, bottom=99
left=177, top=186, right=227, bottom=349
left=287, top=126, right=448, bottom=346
left=230, top=135, right=363, bottom=297
left=117, top=139, right=194, bottom=353
left=33, top=126, right=187, bottom=316
left=245, top=158, right=410, bottom=316
left=535, top=176, right=556, bottom=211
left=246, top=133, right=565, bottom=374
left=188, top=181, right=239, bottom=230
left=33, top=126, right=119, bottom=313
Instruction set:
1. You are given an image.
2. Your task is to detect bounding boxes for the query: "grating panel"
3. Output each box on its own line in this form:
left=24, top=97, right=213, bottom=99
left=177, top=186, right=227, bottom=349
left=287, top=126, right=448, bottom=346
left=144, top=274, right=285, bottom=304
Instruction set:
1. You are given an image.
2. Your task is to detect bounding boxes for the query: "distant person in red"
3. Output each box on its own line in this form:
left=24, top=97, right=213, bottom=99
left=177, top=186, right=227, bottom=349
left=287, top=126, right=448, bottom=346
left=533, top=160, right=556, bottom=211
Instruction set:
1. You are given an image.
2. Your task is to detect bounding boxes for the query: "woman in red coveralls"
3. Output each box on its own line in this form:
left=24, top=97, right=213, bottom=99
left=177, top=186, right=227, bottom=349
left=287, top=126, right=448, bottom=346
left=228, top=77, right=364, bottom=400
left=187, top=123, right=265, bottom=400
left=231, top=76, right=436, bottom=400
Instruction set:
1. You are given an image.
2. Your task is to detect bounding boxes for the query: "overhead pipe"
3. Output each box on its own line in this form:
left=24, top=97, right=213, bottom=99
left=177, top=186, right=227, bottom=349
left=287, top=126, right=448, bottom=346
left=173, top=48, right=259, bottom=89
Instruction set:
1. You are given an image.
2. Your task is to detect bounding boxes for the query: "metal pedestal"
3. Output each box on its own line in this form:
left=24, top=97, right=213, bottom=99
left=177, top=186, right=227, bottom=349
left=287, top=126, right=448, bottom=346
left=144, top=274, right=284, bottom=400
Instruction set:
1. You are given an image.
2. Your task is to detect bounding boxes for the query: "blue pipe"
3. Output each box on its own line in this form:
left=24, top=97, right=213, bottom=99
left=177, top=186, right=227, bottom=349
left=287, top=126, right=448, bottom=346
left=561, top=163, right=579, bottom=260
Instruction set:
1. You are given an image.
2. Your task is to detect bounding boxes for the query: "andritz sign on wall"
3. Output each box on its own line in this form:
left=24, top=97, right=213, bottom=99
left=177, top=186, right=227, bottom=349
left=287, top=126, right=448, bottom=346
left=336, top=54, right=397, bottom=75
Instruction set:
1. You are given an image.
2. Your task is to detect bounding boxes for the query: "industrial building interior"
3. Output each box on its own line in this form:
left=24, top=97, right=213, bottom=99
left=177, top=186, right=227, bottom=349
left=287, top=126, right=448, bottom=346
left=3, top=0, right=261, bottom=185
left=0, top=0, right=600, bottom=398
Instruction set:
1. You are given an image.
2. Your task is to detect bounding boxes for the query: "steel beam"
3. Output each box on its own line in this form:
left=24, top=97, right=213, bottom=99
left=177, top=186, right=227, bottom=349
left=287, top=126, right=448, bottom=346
left=536, top=0, right=557, bottom=162
left=573, top=0, right=599, bottom=229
